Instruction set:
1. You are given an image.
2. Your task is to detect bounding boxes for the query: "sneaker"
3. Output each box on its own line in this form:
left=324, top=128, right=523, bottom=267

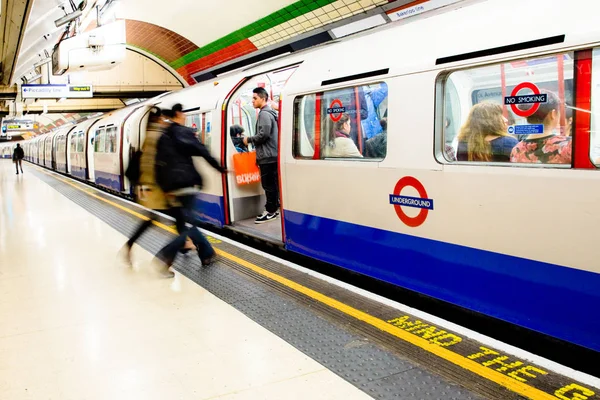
left=255, top=211, right=279, bottom=224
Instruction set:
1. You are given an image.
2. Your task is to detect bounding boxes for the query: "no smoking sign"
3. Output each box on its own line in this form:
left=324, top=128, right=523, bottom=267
left=504, top=82, right=547, bottom=118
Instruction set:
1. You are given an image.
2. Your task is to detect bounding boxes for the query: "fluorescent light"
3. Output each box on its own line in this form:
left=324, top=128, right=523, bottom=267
left=54, top=9, right=83, bottom=28
left=330, top=14, right=387, bottom=39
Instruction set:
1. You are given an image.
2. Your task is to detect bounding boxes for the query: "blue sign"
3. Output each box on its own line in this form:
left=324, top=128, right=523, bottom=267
left=389, top=195, right=434, bottom=210
left=327, top=106, right=346, bottom=114
left=507, top=124, right=544, bottom=135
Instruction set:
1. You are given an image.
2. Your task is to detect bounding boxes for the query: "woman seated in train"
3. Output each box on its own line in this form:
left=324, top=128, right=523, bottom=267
left=325, top=113, right=363, bottom=158
left=456, top=102, right=518, bottom=162
left=510, top=90, right=572, bottom=164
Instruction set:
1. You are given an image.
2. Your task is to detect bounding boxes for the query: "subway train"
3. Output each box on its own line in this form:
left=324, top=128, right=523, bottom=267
left=2, top=0, right=599, bottom=354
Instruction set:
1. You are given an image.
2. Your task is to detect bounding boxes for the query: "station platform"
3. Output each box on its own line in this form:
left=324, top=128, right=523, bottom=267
left=1, top=160, right=598, bottom=400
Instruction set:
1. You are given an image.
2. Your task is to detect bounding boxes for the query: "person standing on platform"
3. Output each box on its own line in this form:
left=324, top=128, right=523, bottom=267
left=13, top=144, right=24, bottom=174
left=243, top=87, right=280, bottom=224
left=155, top=103, right=228, bottom=276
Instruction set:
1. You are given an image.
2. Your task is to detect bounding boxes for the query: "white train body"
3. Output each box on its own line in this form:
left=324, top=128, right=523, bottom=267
left=3, top=0, right=600, bottom=353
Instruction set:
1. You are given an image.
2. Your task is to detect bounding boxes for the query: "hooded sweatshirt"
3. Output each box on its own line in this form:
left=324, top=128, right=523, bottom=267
left=247, top=105, right=278, bottom=165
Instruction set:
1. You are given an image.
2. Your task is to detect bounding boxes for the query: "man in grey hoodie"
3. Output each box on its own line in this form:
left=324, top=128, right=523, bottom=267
left=244, top=87, right=280, bottom=224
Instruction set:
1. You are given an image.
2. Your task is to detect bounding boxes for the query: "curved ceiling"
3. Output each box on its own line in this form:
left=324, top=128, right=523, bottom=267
left=6, top=0, right=457, bottom=139
left=14, top=0, right=400, bottom=86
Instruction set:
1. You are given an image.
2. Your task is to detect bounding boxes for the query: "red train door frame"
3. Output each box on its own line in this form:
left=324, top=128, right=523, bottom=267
left=220, top=77, right=249, bottom=226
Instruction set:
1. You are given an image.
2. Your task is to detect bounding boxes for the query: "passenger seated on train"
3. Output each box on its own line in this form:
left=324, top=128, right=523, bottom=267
left=564, top=107, right=573, bottom=137
left=364, top=118, right=387, bottom=158
left=444, top=143, right=456, bottom=161
left=230, top=124, right=248, bottom=152
left=456, top=102, right=518, bottom=162
left=510, top=90, right=572, bottom=164
left=325, top=113, right=363, bottom=158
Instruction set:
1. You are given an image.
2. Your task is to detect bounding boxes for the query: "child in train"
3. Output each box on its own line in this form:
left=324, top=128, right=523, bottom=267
left=230, top=124, right=248, bottom=152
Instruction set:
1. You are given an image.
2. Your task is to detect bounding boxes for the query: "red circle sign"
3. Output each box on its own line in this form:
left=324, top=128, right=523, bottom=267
left=509, top=82, right=541, bottom=118
left=329, top=99, right=343, bottom=122
left=392, top=177, right=430, bottom=228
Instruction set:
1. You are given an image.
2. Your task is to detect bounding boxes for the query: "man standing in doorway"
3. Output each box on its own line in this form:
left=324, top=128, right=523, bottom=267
left=244, top=87, right=280, bottom=224
left=13, top=144, right=24, bottom=174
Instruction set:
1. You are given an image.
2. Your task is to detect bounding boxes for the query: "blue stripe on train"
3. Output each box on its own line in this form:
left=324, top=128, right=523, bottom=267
left=95, top=170, right=121, bottom=191
left=191, top=193, right=225, bottom=228
left=283, top=210, right=600, bottom=352
left=71, top=165, right=86, bottom=180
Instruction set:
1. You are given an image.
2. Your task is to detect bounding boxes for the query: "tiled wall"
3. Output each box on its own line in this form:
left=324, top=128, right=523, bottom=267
left=125, top=0, right=392, bottom=84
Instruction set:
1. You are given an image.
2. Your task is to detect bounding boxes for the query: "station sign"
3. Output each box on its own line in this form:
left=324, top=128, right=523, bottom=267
left=21, top=84, right=93, bottom=99
left=2, top=121, right=37, bottom=131
left=387, top=0, right=465, bottom=22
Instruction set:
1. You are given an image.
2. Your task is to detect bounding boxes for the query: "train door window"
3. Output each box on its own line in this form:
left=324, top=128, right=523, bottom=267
left=590, top=48, right=600, bottom=166
left=105, top=127, right=118, bottom=153
left=293, top=94, right=316, bottom=158
left=227, top=65, right=298, bottom=153
left=70, top=135, right=77, bottom=153
left=293, top=82, right=389, bottom=160
left=438, top=52, right=575, bottom=165
left=203, top=112, right=212, bottom=151
left=95, top=128, right=106, bottom=153
left=77, top=132, right=84, bottom=152
left=185, top=114, right=200, bottom=136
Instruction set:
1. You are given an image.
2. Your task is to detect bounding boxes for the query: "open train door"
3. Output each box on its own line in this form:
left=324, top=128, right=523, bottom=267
left=222, top=65, right=299, bottom=244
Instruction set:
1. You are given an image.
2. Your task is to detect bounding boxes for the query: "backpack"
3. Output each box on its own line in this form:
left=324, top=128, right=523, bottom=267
left=125, top=149, right=142, bottom=185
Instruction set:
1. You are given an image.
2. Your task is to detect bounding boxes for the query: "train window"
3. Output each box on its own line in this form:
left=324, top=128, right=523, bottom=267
left=293, top=82, right=389, bottom=160
left=227, top=65, right=298, bottom=154
left=70, top=135, right=77, bottom=153
left=203, top=112, right=212, bottom=151
left=184, top=112, right=212, bottom=151
left=293, top=94, right=316, bottom=158
left=95, top=129, right=105, bottom=153
left=105, top=127, right=118, bottom=153
left=77, top=132, right=84, bottom=152
left=439, top=52, right=574, bottom=165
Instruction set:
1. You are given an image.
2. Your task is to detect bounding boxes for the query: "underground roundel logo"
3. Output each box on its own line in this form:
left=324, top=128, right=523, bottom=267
left=504, top=82, right=547, bottom=118
left=327, top=99, right=345, bottom=122
left=389, top=177, right=433, bottom=228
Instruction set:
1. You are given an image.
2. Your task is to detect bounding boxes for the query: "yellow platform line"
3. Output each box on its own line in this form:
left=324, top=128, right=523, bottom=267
left=37, top=167, right=555, bottom=400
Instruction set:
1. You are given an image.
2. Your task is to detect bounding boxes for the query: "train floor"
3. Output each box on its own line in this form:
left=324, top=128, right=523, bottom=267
left=1, top=160, right=598, bottom=400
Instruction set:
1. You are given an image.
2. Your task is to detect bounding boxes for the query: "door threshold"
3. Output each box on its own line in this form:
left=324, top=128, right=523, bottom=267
left=227, top=217, right=283, bottom=246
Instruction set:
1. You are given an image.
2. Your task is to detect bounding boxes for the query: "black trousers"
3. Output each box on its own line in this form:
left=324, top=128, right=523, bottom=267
left=258, top=162, right=279, bottom=214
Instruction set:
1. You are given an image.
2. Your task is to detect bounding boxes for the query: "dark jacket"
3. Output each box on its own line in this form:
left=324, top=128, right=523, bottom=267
left=364, top=131, right=387, bottom=158
left=13, top=146, right=24, bottom=160
left=248, top=106, right=278, bottom=165
left=155, top=122, right=225, bottom=193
